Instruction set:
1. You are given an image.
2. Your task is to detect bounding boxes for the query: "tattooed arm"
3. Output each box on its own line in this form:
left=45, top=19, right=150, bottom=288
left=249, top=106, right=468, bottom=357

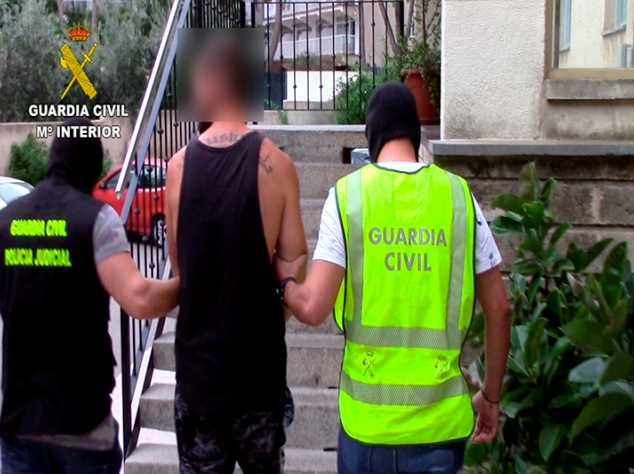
left=258, top=139, right=308, bottom=322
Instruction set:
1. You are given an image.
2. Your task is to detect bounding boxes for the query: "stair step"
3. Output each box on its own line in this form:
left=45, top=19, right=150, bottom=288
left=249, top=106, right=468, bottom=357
left=166, top=308, right=342, bottom=335
left=286, top=314, right=342, bottom=335
left=140, top=385, right=340, bottom=450
left=287, top=334, right=344, bottom=388
left=125, top=443, right=338, bottom=474
left=296, top=163, right=360, bottom=200
left=255, top=125, right=366, bottom=163
left=154, top=333, right=343, bottom=388
left=301, top=199, right=325, bottom=241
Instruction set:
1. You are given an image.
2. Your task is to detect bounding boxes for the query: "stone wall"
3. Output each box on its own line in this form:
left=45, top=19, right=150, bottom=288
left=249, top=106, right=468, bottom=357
left=431, top=153, right=634, bottom=272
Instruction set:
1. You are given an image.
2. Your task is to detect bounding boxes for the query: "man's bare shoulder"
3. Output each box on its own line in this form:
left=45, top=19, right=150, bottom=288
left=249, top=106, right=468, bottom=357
left=259, top=138, right=296, bottom=176
left=168, top=147, right=187, bottom=172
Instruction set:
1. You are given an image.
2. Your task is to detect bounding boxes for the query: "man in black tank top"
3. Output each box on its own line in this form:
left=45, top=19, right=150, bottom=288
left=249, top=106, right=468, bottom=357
left=166, top=37, right=308, bottom=474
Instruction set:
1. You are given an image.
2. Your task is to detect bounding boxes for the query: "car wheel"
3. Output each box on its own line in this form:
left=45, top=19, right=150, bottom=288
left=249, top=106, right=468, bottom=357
left=151, top=214, right=166, bottom=247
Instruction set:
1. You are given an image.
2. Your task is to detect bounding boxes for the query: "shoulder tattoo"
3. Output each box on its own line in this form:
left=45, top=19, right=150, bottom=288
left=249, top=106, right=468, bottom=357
left=259, top=150, right=273, bottom=174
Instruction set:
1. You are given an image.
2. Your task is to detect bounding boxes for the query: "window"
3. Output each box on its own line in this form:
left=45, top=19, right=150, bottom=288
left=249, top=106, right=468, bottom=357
left=335, top=19, right=356, bottom=55
left=559, top=0, right=572, bottom=51
left=138, top=165, right=166, bottom=189
left=0, top=183, right=32, bottom=205
left=615, top=0, right=628, bottom=28
left=105, top=171, right=121, bottom=189
left=550, top=0, right=634, bottom=75
left=335, top=20, right=355, bottom=37
left=605, top=0, right=629, bottom=32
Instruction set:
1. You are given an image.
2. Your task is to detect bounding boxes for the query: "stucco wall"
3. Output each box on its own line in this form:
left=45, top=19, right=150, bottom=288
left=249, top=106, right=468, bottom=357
left=441, top=0, right=547, bottom=140
left=0, top=117, right=131, bottom=176
left=442, top=0, right=634, bottom=140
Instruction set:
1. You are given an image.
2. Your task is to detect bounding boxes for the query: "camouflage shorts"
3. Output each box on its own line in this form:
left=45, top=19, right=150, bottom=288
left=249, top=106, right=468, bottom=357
left=174, top=386, right=294, bottom=474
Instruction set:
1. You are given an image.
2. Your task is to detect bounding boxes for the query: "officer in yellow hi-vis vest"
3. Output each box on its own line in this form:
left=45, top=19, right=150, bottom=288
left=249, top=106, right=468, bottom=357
left=280, top=83, right=511, bottom=474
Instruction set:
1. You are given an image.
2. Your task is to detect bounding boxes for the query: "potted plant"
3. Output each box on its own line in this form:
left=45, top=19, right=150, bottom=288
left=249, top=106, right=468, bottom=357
left=396, top=0, right=441, bottom=125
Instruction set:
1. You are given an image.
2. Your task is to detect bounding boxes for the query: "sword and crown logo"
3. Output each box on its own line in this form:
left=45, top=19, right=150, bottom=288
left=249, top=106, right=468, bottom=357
left=60, top=23, right=97, bottom=100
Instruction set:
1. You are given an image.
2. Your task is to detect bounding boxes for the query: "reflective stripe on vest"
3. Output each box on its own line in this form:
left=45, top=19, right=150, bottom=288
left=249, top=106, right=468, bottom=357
left=334, top=164, right=476, bottom=445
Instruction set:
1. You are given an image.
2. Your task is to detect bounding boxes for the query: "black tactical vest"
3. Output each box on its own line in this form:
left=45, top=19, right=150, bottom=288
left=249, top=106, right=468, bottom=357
left=0, top=178, right=115, bottom=437
left=176, top=132, right=287, bottom=416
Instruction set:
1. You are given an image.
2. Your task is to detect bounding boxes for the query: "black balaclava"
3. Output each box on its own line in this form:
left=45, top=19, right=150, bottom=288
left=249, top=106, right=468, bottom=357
left=46, top=117, right=103, bottom=194
left=365, top=82, right=421, bottom=163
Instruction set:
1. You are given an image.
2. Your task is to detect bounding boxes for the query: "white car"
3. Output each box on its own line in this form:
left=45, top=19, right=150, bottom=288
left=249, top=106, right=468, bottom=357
left=0, top=177, right=34, bottom=210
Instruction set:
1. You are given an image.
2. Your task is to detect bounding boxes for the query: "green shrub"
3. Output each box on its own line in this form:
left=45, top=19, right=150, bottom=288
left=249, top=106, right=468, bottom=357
left=10, top=134, right=114, bottom=186
left=101, top=151, right=113, bottom=179
left=465, top=163, right=634, bottom=474
left=334, top=68, right=385, bottom=125
left=9, top=133, right=49, bottom=185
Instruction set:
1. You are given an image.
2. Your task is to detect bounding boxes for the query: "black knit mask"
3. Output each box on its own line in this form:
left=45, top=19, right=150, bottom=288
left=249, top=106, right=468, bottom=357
left=365, top=82, right=421, bottom=163
left=46, top=118, right=104, bottom=195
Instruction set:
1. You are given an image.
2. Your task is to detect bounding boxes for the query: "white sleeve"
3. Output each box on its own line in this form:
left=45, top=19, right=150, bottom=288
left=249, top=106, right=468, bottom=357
left=312, top=187, right=346, bottom=269
left=473, top=197, right=502, bottom=274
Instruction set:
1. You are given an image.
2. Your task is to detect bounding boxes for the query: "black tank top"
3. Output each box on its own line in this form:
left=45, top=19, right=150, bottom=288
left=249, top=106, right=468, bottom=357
left=175, top=132, right=287, bottom=416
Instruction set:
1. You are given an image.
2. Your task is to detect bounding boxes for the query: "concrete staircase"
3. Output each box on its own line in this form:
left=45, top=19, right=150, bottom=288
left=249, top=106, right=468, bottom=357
left=125, top=127, right=366, bottom=473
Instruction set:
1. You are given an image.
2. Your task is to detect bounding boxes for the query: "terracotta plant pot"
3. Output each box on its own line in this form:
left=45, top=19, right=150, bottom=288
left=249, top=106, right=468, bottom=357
left=402, top=68, right=440, bottom=126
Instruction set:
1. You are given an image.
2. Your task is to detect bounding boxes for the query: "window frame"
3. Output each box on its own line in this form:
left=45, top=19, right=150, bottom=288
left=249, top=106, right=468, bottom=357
left=559, top=0, right=572, bottom=51
left=105, top=171, right=122, bottom=190
left=615, top=0, right=628, bottom=29
left=546, top=0, right=634, bottom=79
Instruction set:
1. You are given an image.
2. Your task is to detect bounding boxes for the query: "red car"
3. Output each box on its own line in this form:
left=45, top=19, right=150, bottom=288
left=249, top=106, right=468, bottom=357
left=93, top=159, right=167, bottom=246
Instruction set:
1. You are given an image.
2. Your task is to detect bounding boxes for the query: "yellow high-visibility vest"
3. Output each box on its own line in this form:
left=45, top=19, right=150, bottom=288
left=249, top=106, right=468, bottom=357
left=333, top=164, right=476, bottom=445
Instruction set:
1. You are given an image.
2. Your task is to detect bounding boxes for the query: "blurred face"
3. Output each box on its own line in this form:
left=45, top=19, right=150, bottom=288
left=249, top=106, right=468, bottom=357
left=191, top=60, right=227, bottom=121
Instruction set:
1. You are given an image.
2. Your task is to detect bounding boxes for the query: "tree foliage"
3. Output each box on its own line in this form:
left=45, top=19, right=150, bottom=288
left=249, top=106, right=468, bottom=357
left=0, top=0, right=167, bottom=122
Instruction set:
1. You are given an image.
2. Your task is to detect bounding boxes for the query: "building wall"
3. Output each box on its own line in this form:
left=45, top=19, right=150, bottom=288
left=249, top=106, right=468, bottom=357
left=441, top=0, right=547, bottom=140
left=436, top=1, right=634, bottom=268
left=433, top=154, right=634, bottom=272
left=441, top=0, right=634, bottom=140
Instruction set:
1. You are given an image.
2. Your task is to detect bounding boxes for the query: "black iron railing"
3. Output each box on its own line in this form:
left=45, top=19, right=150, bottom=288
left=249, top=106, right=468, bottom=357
left=255, top=0, right=405, bottom=112
left=117, top=0, right=245, bottom=458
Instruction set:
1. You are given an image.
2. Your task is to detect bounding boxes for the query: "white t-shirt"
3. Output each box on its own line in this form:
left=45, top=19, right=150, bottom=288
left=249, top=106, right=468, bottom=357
left=313, top=162, right=502, bottom=275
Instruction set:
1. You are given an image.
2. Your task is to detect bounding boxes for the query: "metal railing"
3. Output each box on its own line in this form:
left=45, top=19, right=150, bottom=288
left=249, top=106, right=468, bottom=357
left=117, top=0, right=245, bottom=458
left=256, top=0, right=405, bottom=111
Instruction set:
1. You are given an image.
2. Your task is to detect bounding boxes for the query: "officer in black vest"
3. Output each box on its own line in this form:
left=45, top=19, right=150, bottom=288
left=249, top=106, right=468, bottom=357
left=0, top=117, right=181, bottom=474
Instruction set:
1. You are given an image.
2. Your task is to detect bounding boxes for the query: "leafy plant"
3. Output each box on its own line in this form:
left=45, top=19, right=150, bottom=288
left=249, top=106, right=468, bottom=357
left=9, top=133, right=49, bottom=185
left=465, top=163, right=634, bottom=474
left=334, top=66, right=396, bottom=124
left=391, top=0, right=441, bottom=109
left=9, top=133, right=113, bottom=186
